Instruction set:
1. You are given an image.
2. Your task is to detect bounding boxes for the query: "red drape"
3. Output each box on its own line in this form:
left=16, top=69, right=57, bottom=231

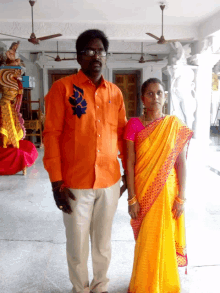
left=0, top=140, right=38, bottom=175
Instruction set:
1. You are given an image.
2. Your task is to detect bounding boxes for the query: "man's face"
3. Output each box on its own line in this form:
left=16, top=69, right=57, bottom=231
left=77, top=38, right=107, bottom=78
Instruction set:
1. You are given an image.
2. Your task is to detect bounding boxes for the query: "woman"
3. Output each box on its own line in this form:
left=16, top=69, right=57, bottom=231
left=124, top=78, right=193, bottom=293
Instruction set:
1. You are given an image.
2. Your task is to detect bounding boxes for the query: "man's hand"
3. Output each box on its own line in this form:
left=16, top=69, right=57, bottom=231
left=120, top=174, right=127, bottom=197
left=52, top=181, right=76, bottom=214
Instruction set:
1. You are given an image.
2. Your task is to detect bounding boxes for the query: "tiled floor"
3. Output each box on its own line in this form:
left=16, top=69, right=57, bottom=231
left=0, top=138, right=220, bottom=293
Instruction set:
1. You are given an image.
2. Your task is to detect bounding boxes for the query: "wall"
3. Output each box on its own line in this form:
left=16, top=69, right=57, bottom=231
left=199, top=10, right=220, bottom=39
left=34, top=55, right=168, bottom=114
left=24, top=61, right=42, bottom=110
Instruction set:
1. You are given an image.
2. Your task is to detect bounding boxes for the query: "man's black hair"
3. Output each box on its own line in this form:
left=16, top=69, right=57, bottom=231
left=76, top=29, right=109, bottom=55
left=141, top=78, right=165, bottom=95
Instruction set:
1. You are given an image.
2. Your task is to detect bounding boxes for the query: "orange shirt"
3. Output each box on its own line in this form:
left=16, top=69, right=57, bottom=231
left=43, top=70, right=127, bottom=189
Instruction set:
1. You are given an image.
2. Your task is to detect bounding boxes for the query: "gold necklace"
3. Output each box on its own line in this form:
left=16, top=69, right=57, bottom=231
left=143, top=113, right=164, bottom=125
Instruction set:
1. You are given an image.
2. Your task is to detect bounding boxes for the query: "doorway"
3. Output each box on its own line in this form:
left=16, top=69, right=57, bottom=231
left=48, top=69, right=78, bottom=89
left=113, top=70, right=141, bottom=119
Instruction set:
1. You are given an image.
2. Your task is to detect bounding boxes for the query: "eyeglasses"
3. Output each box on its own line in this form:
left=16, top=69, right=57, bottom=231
left=80, top=49, right=107, bottom=57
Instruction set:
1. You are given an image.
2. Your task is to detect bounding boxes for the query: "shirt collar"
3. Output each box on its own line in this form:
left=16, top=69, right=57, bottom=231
left=77, top=69, right=107, bottom=88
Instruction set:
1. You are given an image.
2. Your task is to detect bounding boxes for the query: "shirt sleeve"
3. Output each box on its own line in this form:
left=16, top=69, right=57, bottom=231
left=116, top=88, right=127, bottom=171
left=43, top=80, right=66, bottom=182
left=124, top=118, right=137, bottom=141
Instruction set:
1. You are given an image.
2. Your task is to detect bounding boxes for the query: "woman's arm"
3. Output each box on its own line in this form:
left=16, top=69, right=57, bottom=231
left=126, top=140, right=140, bottom=219
left=126, top=140, right=136, bottom=200
left=172, top=146, right=187, bottom=219
left=175, top=146, right=187, bottom=200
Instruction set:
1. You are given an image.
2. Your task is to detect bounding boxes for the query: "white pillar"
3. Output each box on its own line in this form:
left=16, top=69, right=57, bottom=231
left=191, top=54, right=220, bottom=146
left=167, top=64, right=197, bottom=130
left=43, top=66, right=48, bottom=97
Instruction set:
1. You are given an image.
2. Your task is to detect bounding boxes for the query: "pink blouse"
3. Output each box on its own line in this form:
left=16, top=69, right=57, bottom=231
left=123, top=117, right=145, bottom=142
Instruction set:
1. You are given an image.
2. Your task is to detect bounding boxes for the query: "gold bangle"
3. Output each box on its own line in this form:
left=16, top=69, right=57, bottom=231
left=128, top=195, right=136, bottom=201
left=128, top=196, right=136, bottom=203
left=175, top=197, right=186, bottom=205
left=128, top=196, right=137, bottom=206
left=128, top=199, right=137, bottom=206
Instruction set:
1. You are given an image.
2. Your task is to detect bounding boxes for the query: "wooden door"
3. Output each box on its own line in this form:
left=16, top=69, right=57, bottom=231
left=114, top=74, right=137, bottom=119
left=51, top=74, right=74, bottom=84
left=20, top=89, right=32, bottom=120
left=48, top=69, right=78, bottom=89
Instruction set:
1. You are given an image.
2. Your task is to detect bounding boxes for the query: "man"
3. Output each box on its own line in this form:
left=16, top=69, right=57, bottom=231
left=43, top=29, right=127, bottom=293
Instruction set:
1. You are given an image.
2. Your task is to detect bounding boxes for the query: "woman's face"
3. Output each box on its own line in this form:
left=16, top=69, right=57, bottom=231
left=142, top=83, right=165, bottom=112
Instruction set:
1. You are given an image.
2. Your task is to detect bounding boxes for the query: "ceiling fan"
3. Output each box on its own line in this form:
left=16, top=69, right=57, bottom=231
left=137, top=42, right=163, bottom=63
left=45, top=42, right=77, bottom=62
left=146, top=4, right=193, bottom=44
left=110, top=43, right=163, bottom=63
left=0, top=0, right=62, bottom=45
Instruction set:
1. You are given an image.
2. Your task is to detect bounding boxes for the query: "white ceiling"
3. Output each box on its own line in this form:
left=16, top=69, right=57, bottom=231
left=0, top=0, right=220, bottom=26
left=0, top=0, right=220, bottom=56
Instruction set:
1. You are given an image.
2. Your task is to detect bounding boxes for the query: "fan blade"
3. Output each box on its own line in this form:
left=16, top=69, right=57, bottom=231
left=44, top=54, right=55, bottom=59
left=166, top=38, right=194, bottom=43
left=38, top=34, right=62, bottom=41
left=62, top=58, right=77, bottom=60
left=0, top=33, right=28, bottom=40
left=146, top=33, right=160, bottom=41
left=144, top=59, right=164, bottom=63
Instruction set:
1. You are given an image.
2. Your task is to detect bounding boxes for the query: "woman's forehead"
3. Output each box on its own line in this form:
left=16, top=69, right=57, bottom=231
left=146, top=83, right=163, bottom=91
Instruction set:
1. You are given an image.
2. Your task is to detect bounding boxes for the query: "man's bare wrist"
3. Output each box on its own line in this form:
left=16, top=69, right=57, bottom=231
left=51, top=180, right=63, bottom=189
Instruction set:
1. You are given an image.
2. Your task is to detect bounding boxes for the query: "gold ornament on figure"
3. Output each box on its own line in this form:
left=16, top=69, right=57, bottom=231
left=0, top=68, right=24, bottom=148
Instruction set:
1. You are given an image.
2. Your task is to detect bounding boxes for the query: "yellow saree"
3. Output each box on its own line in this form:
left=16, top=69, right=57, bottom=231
left=128, top=115, right=193, bottom=293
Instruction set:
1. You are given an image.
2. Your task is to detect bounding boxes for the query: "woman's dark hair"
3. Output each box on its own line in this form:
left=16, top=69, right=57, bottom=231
left=141, top=78, right=165, bottom=95
left=76, top=29, right=109, bottom=55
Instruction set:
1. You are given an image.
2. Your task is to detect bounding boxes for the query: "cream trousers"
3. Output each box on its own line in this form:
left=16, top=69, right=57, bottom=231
left=63, top=179, right=121, bottom=293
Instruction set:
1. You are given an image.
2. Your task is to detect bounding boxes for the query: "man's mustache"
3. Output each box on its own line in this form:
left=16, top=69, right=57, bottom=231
left=91, top=60, right=102, bottom=66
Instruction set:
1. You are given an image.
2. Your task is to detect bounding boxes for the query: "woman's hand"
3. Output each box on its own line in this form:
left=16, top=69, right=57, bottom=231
left=128, top=201, right=140, bottom=219
left=172, top=200, right=184, bottom=220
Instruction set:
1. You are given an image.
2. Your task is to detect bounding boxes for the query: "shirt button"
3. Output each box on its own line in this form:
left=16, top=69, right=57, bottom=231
left=98, top=119, right=100, bottom=122
left=97, top=106, right=99, bottom=108
left=98, top=134, right=101, bottom=137
left=95, top=93, right=98, bottom=95
left=98, top=150, right=100, bottom=152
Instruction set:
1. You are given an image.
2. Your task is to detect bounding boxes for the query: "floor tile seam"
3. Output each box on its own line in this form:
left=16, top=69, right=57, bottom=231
left=0, top=239, right=136, bottom=244
left=111, top=240, right=135, bottom=242
left=7, top=178, right=50, bottom=182
left=207, top=166, right=220, bottom=175
left=190, top=264, right=220, bottom=268
left=0, top=239, right=66, bottom=244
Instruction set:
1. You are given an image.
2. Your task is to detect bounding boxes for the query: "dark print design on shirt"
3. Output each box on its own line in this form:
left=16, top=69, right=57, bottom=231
left=69, top=84, right=87, bottom=118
